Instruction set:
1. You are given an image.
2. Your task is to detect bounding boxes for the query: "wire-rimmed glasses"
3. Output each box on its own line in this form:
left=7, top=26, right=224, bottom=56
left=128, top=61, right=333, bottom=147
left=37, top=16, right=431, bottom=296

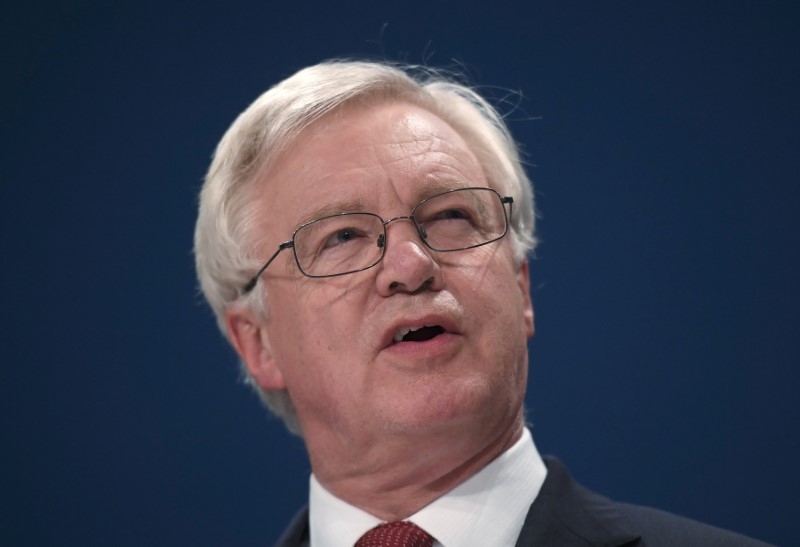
left=242, top=186, right=513, bottom=293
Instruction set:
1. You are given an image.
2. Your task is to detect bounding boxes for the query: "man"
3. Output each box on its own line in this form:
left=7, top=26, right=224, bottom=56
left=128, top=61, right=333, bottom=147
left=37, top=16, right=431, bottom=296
left=194, top=60, right=770, bottom=546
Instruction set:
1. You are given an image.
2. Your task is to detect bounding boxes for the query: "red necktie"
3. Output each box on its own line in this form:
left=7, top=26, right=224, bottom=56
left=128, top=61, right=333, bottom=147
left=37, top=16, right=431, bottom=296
left=355, top=521, right=435, bottom=547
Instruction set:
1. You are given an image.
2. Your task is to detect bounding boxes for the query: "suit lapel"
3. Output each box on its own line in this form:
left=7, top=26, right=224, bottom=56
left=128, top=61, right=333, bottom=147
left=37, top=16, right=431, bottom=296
left=274, top=506, right=310, bottom=547
left=515, top=457, right=641, bottom=547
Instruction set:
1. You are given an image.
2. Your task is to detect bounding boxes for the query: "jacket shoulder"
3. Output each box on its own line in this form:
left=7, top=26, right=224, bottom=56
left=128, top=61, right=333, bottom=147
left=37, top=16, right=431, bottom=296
left=516, top=457, right=773, bottom=547
left=616, top=501, right=772, bottom=547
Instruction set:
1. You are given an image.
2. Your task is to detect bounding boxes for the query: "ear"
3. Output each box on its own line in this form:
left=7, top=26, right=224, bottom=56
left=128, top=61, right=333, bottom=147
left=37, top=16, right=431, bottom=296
left=225, top=306, right=286, bottom=391
left=516, top=260, right=535, bottom=338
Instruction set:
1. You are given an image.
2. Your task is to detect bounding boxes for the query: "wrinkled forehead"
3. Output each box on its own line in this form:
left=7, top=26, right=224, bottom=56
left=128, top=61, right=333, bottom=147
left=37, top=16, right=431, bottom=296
left=255, top=101, right=491, bottom=218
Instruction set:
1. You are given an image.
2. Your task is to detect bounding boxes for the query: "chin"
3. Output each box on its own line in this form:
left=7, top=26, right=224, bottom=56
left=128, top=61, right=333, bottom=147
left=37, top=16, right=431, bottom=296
left=380, top=379, right=509, bottom=435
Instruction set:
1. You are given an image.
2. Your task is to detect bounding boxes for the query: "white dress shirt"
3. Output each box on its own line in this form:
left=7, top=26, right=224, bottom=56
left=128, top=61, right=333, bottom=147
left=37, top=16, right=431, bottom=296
left=308, top=427, right=547, bottom=547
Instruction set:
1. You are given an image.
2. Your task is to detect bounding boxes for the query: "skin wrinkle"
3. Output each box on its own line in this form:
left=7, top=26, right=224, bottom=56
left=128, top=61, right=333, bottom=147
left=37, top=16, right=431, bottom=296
left=296, top=115, right=457, bottom=183
left=288, top=154, right=476, bottom=229
left=269, top=128, right=478, bottom=244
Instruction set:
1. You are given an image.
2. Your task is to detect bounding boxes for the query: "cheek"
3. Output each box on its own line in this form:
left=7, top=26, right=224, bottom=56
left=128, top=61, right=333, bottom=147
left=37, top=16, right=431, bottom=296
left=457, top=251, right=530, bottom=366
left=301, top=280, right=369, bottom=344
left=454, top=248, right=524, bottom=313
left=269, top=280, right=369, bottom=369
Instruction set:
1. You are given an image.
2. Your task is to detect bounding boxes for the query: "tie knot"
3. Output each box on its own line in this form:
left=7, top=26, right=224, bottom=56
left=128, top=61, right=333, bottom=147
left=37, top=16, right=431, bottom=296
left=355, top=521, right=434, bottom=547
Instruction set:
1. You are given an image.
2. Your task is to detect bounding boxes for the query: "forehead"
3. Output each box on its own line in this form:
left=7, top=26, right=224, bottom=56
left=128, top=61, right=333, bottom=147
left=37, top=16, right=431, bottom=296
left=256, top=101, right=487, bottom=227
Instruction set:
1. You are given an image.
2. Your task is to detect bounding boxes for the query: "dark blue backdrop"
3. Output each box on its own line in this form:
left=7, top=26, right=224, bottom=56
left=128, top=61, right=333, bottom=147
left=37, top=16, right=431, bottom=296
left=3, top=1, right=796, bottom=545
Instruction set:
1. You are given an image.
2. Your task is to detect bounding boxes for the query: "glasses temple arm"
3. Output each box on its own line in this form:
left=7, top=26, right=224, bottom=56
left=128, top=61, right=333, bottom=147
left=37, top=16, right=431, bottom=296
left=242, top=241, right=294, bottom=294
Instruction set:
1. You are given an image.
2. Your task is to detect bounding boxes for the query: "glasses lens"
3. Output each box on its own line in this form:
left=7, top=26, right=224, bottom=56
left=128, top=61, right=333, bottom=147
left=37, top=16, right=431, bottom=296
left=414, top=188, right=508, bottom=251
left=293, top=213, right=384, bottom=276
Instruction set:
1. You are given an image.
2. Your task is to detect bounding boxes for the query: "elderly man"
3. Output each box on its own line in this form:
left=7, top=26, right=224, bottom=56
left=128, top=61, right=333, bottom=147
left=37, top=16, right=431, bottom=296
left=194, top=61, right=769, bottom=547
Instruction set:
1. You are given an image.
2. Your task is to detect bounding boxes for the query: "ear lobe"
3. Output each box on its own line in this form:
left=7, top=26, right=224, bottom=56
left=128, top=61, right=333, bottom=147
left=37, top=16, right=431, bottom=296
left=225, top=307, right=286, bottom=390
left=517, top=260, right=535, bottom=339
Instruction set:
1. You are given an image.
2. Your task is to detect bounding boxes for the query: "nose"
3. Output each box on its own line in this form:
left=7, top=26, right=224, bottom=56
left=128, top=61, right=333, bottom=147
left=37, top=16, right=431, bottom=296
left=375, top=216, right=443, bottom=296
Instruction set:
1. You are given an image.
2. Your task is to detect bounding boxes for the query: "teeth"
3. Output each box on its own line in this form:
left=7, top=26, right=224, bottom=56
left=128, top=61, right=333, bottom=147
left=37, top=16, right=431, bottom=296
left=393, top=325, right=426, bottom=343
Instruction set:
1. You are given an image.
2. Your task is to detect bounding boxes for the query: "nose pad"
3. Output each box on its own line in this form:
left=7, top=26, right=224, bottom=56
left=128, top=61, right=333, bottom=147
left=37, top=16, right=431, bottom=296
left=378, top=216, right=428, bottom=250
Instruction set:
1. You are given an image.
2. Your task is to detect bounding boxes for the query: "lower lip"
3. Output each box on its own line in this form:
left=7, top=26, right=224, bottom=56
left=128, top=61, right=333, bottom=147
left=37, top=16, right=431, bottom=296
left=382, top=332, right=461, bottom=361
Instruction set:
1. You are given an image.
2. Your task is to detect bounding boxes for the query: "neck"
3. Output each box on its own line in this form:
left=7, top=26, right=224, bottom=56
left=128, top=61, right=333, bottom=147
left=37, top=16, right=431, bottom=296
left=306, top=414, right=524, bottom=521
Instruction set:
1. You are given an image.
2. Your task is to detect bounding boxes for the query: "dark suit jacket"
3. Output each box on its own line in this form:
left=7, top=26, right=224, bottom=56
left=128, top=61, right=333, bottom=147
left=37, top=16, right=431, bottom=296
left=274, top=456, right=772, bottom=546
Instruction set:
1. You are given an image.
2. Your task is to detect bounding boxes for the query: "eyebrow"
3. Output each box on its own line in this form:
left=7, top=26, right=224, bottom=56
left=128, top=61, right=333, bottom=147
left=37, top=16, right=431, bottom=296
left=296, top=197, right=370, bottom=227
left=294, top=181, right=479, bottom=227
left=415, top=180, right=474, bottom=202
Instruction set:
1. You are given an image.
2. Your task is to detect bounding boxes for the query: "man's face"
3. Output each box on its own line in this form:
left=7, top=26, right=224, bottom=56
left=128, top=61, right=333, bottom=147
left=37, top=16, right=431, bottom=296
left=233, top=101, right=534, bottom=462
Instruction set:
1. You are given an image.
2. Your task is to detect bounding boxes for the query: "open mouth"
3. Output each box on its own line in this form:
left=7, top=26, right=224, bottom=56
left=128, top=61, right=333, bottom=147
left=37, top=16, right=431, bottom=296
left=393, top=325, right=446, bottom=344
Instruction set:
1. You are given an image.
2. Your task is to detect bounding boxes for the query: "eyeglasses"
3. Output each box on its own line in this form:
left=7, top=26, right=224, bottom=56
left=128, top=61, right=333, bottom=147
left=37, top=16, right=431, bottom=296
left=242, top=186, right=513, bottom=293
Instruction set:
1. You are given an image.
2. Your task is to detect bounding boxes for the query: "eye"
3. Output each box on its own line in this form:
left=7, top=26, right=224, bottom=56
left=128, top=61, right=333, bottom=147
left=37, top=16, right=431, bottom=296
left=431, top=208, right=472, bottom=221
left=323, top=227, right=364, bottom=248
left=428, top=208, right=474, bottom=222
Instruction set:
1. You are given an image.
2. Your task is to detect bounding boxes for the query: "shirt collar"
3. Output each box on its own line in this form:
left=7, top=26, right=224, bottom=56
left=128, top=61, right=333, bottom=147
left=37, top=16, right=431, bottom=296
left=309, top=427, right=547, bottom=547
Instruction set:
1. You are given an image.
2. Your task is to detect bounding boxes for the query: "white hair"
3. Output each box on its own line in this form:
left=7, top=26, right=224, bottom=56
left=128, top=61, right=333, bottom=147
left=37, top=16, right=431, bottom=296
left=194, top=60, right=537, bottom=435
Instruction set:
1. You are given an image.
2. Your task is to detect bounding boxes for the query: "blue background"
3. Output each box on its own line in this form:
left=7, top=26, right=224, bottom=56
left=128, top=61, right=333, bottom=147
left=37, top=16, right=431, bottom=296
left=3, top=1, right=797, bottom=545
